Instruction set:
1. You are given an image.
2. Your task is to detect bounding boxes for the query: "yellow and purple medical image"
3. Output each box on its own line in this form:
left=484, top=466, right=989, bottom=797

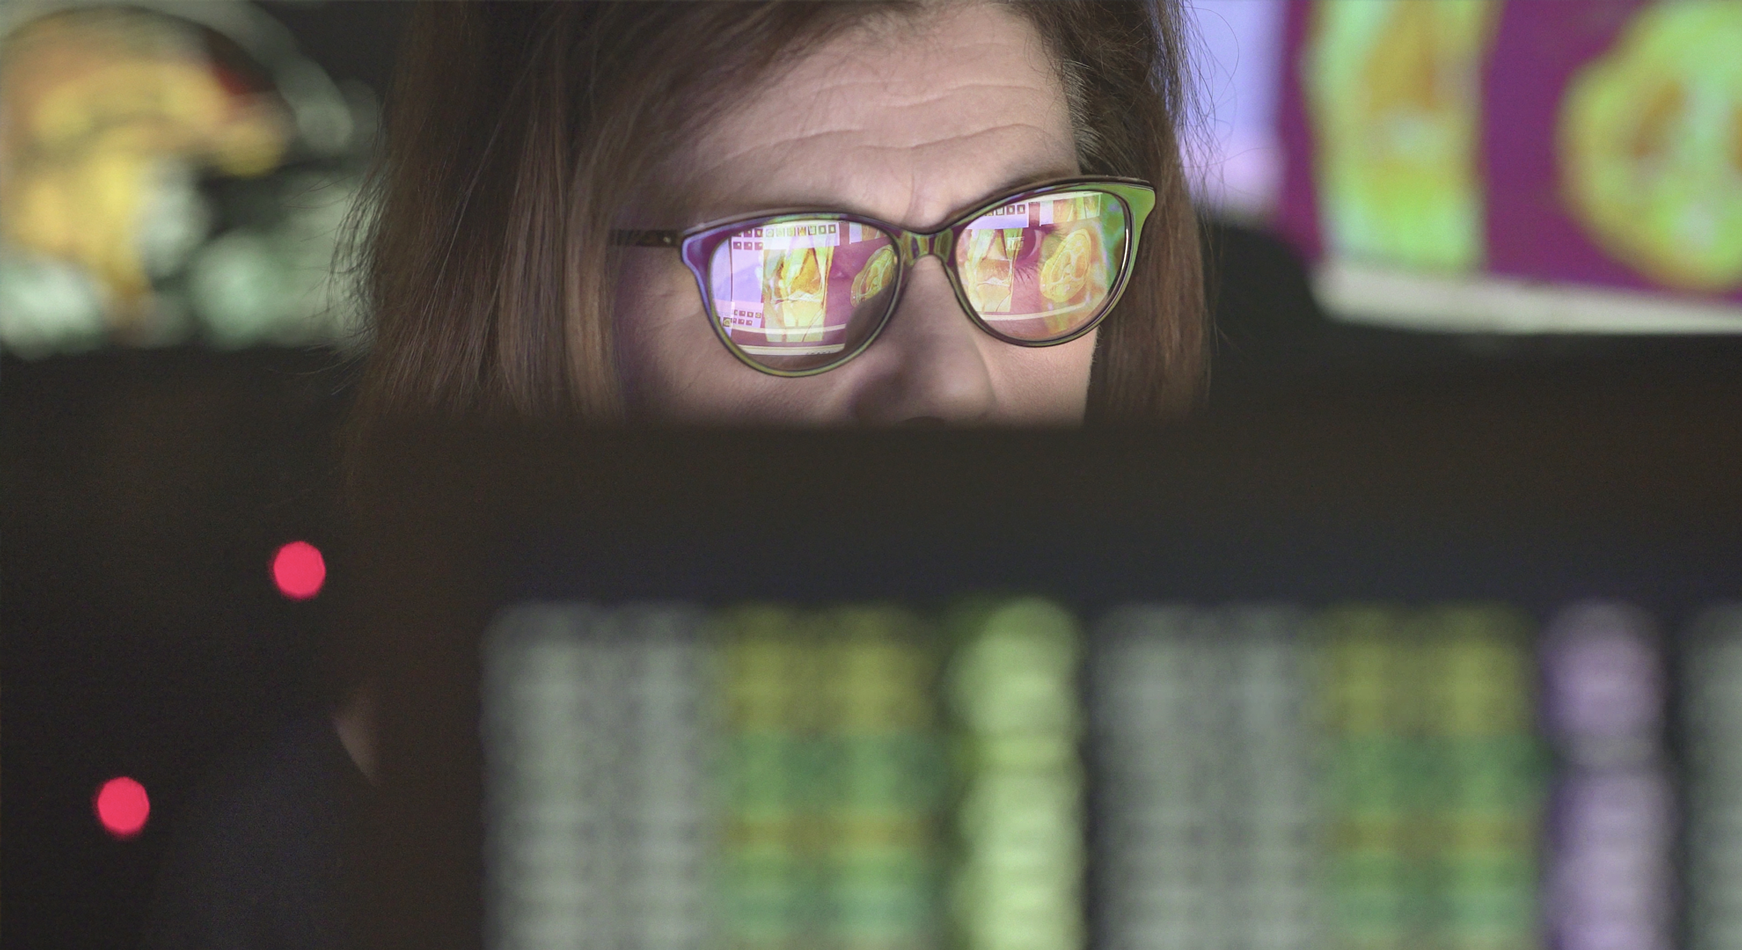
left=962, top=227, right=1021, bottom=315
left=713, top=221, right=895, bottom=364
left=850, top=245, right=896, bottom=307
left=1, top=4, right=377, bottom=356
left=1302, top=0, right=1499, bottom=273
left=1039, top=231, right=1095, bottom=305
left=763, top=242, right=833, bottom=344
left=1559, top=2, right=1742, bottom=293
left=0, top=8, right=290, bottom=330
left=954, top=190, right=1121, bottom=340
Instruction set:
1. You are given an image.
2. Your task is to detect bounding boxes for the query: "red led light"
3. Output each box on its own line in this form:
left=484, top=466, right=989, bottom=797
left=272, top=541, right=326, bottom=600
left=95, top=777, right=150, bottom=839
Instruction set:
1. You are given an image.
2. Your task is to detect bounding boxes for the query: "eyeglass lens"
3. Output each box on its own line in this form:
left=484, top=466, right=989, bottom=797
left=707, top=221, right=898, bottom=374
left=954, top=189, right=1128, bottom=343
left=706, top=188, right=1128, bottom=373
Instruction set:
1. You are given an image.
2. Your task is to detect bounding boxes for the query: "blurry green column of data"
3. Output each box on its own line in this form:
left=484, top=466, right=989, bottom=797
left=720, top=605, right=819, bottom=948
left=717, top=604, right=946, bottom=950
left=824, top=606, right=946, bottom=949
left=947, top=598, right=1086, bottom=950
left=1318, top=606, right=1543, bottom=950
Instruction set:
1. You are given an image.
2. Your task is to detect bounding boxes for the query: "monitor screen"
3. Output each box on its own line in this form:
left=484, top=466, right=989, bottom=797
left=352, top=425, right=1742, bottom=950
left=478, top=596, right=1739, bottom=950
left=1187, top=0, right=1742, bottom=335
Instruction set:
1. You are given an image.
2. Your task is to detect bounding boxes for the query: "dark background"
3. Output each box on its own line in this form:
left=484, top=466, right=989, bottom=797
left=3, top=4, right=405, bottom=947
left=4, top=3, right=1740, bottom=948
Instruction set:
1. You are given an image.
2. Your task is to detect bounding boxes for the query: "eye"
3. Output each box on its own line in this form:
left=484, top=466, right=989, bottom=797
left=1012, top=225, right=1062, bottom=277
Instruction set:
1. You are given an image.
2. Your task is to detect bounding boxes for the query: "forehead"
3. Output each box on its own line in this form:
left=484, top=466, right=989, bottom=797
left=665, top=3, right=1079, bottom=231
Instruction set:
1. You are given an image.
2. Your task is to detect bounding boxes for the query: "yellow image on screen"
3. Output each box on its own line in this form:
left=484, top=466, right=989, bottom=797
left=1560, top=2, right=1742, bottom=293
left=1039, top=228, right=1095, bottom=304
left=1303, top=0, right=1499, bottom=273
left=763, top=244, right=832, bottom=343
left=851, top=245, right=895, bottom=307
left=964, top=227, right=1021, bottom=313
left=1, top=9, right=289, bottom=326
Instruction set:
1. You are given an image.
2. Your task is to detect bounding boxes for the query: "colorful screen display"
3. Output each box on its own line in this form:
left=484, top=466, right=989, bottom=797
left=480, top=597, right=1740, bottom=950
left=1189, top=0, right=1742, bottom=334
left=0, top=4, right=373, bottom=356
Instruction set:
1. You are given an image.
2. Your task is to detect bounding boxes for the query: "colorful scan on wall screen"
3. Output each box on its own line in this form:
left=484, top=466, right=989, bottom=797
left=0, top=4, right=371, bottom=356
left=1299, top=0, right=1498, bottom=275
left=1275, top=0, right=1742, bottom=333
left=1557, top=1, right=1742, bottom=295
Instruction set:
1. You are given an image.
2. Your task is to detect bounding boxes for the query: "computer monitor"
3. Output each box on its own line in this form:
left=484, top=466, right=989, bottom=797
left=347, top=416, right=1738, bottom=950
left=1187, top=0, right=1742, bottom=336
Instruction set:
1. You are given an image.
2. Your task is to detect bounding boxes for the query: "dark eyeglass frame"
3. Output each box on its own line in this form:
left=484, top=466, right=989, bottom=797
left=611, top=176, right=1157, bottom=377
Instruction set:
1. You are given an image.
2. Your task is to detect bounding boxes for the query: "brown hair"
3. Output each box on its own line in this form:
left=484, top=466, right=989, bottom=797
left=352, top=0, right=1203, bottom=426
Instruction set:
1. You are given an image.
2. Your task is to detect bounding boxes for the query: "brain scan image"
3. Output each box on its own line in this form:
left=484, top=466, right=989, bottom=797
left=0, top=8, right=290, bottom=328
left=1303, top=0, right=1499, bottom=273
left=1559, top=2, right=1742, bottom=293
left=1039, top=228, right=1095, bottom=305
left=850, top=244, right=896, bottom=307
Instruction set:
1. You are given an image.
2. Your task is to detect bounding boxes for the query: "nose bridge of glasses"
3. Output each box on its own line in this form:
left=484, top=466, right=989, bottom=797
left=900, top=228, right=955, bottom=266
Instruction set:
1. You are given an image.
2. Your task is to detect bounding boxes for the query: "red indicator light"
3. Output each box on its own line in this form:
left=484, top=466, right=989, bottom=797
left=272, top=541, right=326, bottom=600
left=95, top=777, right=150, bottom=839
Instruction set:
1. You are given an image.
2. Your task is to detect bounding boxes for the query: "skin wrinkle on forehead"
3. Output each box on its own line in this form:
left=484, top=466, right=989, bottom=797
left=666, top=13, right=1074, bottom=229
left=686, top=129, right=1078, bottom=228
left=697, top=114, right=1068, bottom=223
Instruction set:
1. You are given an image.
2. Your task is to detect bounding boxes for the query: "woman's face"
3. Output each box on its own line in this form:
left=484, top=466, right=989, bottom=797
left=613, top=3, right=1092, bottom=426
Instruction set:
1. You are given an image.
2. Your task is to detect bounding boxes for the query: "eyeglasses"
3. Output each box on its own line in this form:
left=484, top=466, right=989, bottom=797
left=611, top=177, right=1156, bottom=376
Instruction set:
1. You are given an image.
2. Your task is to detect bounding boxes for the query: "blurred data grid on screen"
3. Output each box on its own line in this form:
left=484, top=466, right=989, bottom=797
left=480, top=596, right=1742, bottom=950
left=1183, top=0, right=1742, bottom=334
left=0, top=1, right=378, bottom=357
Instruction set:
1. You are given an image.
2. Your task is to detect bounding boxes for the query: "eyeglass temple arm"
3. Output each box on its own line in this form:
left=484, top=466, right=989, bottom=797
left=610, top=230, right=682, bottom=248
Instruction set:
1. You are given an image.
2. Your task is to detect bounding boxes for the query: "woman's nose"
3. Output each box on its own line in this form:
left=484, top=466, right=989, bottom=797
left=847, top=257, right=997, bottom=425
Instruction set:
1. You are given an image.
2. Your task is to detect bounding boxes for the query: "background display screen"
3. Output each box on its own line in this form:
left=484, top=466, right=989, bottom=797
left=1188, top=0, right=1742, bottom=334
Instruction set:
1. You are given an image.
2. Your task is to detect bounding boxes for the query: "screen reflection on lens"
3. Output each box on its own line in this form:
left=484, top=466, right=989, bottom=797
left=955, top=189, right=1127, bottom=342
left=709, top=219, right=898, bottom=373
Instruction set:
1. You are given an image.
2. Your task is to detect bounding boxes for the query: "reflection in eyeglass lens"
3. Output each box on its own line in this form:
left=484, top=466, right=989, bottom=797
left=964, top=228, right=1020, bottom=314
left=851, top=245, right=897, bottom=307
left=956, top=190, right=1123, bottom=340
left=715, top=221, right=895, bottom=364
left=1040, top=230, right=1094, bottom=305
left=764, top=243, right=831, bottom=344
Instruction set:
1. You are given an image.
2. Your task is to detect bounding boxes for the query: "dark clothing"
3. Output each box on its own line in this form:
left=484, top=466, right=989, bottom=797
left=147, top=718, right=367, bottom=950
